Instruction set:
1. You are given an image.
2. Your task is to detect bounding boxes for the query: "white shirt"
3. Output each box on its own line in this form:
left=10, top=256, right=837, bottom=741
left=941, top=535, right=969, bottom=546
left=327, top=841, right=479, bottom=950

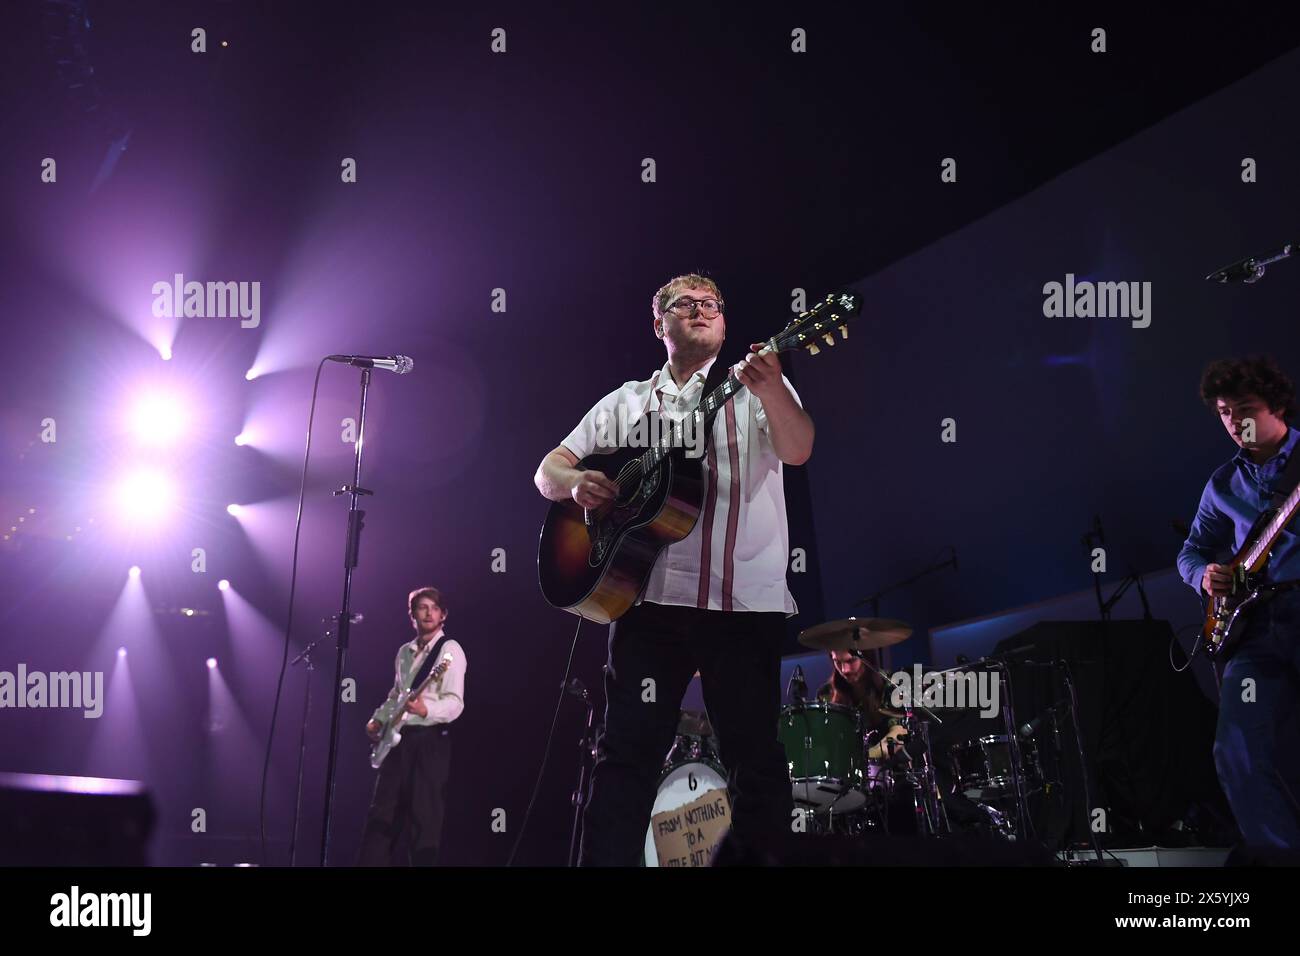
left=372, top=628, right=466, bottom=727
left=561, top=357, right=800, bottom=615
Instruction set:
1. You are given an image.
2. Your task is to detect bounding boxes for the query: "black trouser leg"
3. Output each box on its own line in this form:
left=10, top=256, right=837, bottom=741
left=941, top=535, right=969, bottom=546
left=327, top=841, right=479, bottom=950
left=697, top=609, right=793, bottom=851
left=357, top=740, right=408, bottom=866
left=406, top=727, right=452, bottom=865
left=579, top=602, right=698, bottom=866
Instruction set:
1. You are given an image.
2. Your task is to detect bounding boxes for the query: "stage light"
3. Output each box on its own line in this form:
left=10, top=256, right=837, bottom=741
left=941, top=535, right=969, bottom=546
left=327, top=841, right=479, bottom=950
left=234, top=432, right=250, bottom=446
left=128, top=392, right=186, bottom=444
left=182, top=608, right=195, bottom=617
left=244, top=369, right=257, bottom=381
left=117, top=647, right=127, bottom=658
left=159, top=345, right=173, bottom=361
left=128, top=565, right=141, bottom=578
left=226, top=503, right=243, bottom=517
left=206, top=658, right=217, bottom=670
left=218, top=579, right=231, bottom=591
left=115, top=470, right=177, bottom=522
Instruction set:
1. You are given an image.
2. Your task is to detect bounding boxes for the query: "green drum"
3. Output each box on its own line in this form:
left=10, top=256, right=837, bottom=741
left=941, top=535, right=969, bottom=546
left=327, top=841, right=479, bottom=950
left=779, top=701, right=866, bottom=812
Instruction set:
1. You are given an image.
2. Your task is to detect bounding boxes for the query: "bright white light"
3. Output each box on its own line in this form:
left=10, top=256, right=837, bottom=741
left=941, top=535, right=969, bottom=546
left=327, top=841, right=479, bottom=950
left=206, top=658, right=217, bottom=670
left=117, top=647, right=127, bottom=658
left=244, top=369, right=257, bottom=381
left=226, top=503, right=243, bottom=517
left=115, top=470, right=177, bottom=522
left=128, top=565, right=142, bottom=578
left=159, top=345, right=173, bottom=361
left=128, top=393, right=186, bottom=444
left=234, top=432, right=250, bottom=446
left=218, top=579, right=230, bottom=592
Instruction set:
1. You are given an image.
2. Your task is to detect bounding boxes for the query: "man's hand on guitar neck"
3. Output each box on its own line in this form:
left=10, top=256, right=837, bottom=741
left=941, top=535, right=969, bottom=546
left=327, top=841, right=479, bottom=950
left=1202, top=563, right=1234, bottom=598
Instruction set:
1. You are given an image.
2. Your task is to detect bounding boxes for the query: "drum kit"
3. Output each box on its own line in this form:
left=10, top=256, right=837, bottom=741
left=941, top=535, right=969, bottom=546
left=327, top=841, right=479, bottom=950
left=782, top=616, right=1047, bottom=841
left=636, top=616, right=1056, bottom=864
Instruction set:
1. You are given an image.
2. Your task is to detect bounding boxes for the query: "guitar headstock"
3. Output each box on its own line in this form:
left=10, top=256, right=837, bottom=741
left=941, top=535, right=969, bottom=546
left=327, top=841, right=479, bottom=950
left=773, top=290, right=862, bottom=357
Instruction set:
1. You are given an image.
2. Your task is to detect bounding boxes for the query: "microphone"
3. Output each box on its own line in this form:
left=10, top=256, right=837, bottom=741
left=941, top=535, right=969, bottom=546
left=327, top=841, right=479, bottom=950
left=1019, top=701, right=1067, bottom=739
left=1018, top=715, right=1045, bottom=740
left=788, top=665, right=807, bottom=703
left=1205, top=242, right=1297, bottom=284
left=327, top=354, right=414, bottom=374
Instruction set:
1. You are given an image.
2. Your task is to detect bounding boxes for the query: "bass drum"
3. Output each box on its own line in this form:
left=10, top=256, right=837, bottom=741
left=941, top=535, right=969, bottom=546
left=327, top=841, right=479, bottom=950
left=643, top=760, right=731, bottom=867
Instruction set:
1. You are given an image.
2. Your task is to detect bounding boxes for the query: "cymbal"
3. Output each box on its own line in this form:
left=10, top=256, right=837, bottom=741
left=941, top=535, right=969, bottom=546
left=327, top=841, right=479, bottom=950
left=798, top=617, right=913, bottom=651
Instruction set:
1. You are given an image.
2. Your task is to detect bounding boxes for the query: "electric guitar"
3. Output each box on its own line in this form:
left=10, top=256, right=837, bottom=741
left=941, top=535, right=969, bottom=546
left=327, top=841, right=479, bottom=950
left=369, top=652, right=454, bottom=769
left=537, top=291, right=863, bottom=624
left=1201, top=477, right=1300, bottom=659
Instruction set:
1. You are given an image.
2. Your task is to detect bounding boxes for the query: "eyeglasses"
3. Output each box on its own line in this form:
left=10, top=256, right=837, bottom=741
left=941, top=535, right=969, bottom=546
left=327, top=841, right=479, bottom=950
left=665, top=297, right=724, bottom=317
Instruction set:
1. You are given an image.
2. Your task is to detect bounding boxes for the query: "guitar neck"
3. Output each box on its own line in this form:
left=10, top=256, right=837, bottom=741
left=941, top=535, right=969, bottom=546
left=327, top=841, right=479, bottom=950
left=404, top=659, right=451, bottom=705
left=1245, top=481, right=1300, bottom=568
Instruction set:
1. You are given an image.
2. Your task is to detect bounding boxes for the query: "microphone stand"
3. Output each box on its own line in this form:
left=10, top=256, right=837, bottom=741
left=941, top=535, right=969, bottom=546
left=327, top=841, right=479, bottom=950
left=852, top=548, right=957, bottom=616
left=567, top=680, right=597, bottom=867
left=319, top=368, right=375, bottom=866
left=288, top=629, right=328, bottom=866
left=1059, top=660, right=1107, bottom=865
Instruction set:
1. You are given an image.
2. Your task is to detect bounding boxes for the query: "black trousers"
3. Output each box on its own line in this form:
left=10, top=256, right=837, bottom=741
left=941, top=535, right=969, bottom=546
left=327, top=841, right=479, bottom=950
left=579, top=601, right=794, bottom=866
left=357, top=725, right=451, bottom=866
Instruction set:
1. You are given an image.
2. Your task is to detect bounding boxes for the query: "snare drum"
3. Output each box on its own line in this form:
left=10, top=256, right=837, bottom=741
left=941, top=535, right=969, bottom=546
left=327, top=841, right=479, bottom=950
left=778, top=701, right=866, bottom=812
left=643, top=760, right=731, bottom=867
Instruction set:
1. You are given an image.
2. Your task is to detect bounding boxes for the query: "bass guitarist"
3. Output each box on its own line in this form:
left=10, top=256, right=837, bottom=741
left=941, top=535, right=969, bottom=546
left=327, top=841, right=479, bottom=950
left=534, top=273, right=813, bottom=866
left=1177, top=356, right=1300, bottom=850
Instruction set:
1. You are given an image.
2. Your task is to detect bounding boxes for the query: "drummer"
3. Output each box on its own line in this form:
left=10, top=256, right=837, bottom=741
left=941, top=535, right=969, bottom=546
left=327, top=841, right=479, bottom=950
left=817, top=649, right=911, bottom=764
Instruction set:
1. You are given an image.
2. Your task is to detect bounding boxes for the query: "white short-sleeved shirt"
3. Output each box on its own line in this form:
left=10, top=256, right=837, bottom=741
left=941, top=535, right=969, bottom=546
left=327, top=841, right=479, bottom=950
left=561, top=356, right=799, bottom=615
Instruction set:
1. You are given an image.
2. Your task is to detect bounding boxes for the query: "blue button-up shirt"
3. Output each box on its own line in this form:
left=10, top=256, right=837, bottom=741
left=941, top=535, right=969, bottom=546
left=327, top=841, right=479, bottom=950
left=1177, top=426, right=1300, bottom=594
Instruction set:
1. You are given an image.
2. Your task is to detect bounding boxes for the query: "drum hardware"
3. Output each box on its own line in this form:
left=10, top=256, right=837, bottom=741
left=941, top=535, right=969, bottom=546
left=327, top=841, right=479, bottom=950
left=923, top=654, right=1036, bottom=841
left=950, top=734, right=1045, bottom=801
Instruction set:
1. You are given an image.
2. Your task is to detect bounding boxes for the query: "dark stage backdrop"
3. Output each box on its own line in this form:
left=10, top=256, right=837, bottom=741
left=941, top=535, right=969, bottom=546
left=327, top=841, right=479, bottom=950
left=797, top=49, right=1300, bottom=669
left=1, top=8, right=1297, bottom=867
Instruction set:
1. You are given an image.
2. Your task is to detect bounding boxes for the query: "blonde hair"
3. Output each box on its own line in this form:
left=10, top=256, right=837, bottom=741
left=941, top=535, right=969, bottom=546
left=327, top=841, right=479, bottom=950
left=651, top=273, right=724, bottom=321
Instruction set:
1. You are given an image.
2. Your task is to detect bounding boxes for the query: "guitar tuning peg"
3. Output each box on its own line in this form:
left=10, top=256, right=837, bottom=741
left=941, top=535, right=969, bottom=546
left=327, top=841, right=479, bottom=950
left=807, top=342, right=820, bottom=356
left=838, top=325, right=848, bottom=339
left=822, top=333, right=835, bottom=346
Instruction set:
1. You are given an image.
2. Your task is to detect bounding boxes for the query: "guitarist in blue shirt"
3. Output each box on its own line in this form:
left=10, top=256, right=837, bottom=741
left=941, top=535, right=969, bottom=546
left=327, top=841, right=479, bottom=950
left=358, top=586, right=466, bottom=865
left=1177, top=356, right=1300, bottom=850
